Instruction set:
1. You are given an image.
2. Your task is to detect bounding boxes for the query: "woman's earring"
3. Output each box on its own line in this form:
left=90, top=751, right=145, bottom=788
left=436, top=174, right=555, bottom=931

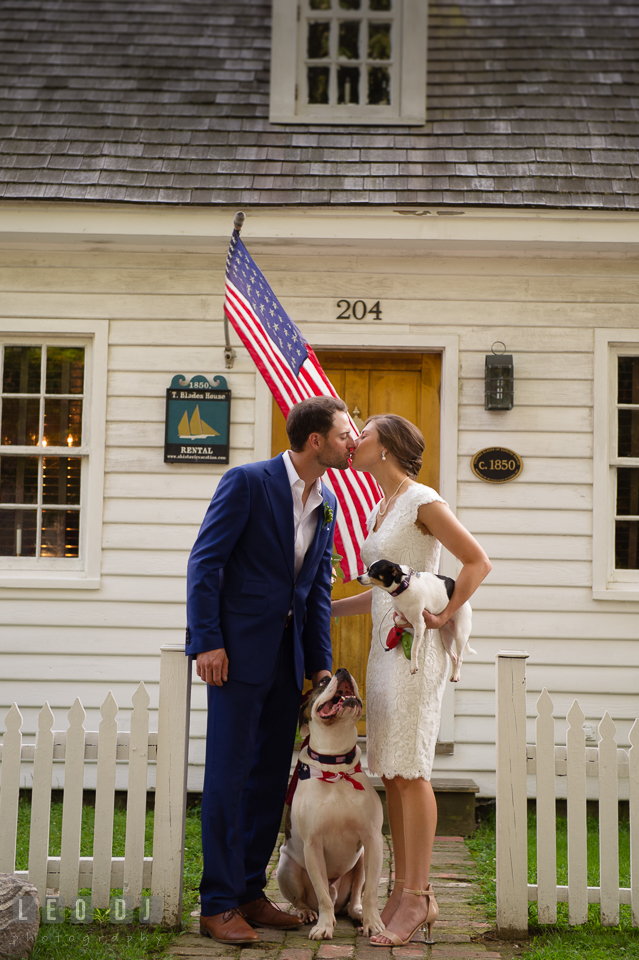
left=381, top=450, right=387, bottom=461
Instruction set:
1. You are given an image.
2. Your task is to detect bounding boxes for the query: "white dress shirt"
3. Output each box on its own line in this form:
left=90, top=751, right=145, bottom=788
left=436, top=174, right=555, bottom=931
left=282, top=450, right=324, bottom=579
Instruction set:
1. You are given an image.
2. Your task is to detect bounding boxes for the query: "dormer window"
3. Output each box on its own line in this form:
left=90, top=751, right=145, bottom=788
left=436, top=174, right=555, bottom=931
left=270, top=0, right=426, bottom=125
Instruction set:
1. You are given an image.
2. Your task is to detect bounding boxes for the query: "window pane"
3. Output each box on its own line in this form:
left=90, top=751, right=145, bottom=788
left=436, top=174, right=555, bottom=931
left=0, top=457, right=38, bottom=504
left=46, top=347, right=84, bottom=395
left=618, top=409, right=639, bottom=457
left=338, top=21, right=359, bottom=59
left=618, top=357, right=639, bottom=404
left=310, top=0, right=331, bottom=8
left=617, top=468, right=639, bottom=516
left=368, top=22, right=391, bottom=59
left=338, top=65, right=360, bottom=103
left=41, top=509, right=79, bottom=558
left=615, top=520, right=639, bottom=569
left=0, top=509, right=37, bottom=557
left=308, top=66, right=330, bottom=103
left=339, top=0, right=360, bottom=7
left=1, top=398, right=40, bottom=445
left=308, top=21, right=330, bottom=58
left=43, top=457, right=81, bottom=506
left=368, top=65, right=390, bottom=104
left=2, top=347, right=41, bottom=394
left=43, top=399, right=83, bottom=447
left=369, top=0, right=391, bottom=8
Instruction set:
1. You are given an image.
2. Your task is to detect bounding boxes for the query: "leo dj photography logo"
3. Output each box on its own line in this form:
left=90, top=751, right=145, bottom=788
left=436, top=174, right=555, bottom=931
left=14, top=893, right=163, bottom=925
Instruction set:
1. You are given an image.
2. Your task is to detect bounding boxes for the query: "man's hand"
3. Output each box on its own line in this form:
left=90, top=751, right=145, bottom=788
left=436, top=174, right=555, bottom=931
left=311, top=669, right=331, bottom=687
left=196, top=648, right=229, bottom=686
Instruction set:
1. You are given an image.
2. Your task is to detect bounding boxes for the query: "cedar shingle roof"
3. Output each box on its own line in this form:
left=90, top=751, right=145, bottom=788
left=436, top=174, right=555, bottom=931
left=0, top=0, right=637, bottom=207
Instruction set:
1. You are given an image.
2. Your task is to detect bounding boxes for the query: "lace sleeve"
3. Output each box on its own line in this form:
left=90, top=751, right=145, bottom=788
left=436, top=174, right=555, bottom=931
left=411, top=484, right=446, bottom=510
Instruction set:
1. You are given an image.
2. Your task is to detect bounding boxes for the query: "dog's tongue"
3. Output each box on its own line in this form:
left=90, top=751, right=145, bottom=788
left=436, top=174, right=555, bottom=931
left=318, top=698, right=340, bottom=718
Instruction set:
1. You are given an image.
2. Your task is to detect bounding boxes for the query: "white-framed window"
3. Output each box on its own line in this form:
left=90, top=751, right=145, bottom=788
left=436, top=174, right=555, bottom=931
left=0, top=320, right=107, bottom=588
left=269, top=0, right=427, bottom=125
left=593, top=329, right=639, bottom=600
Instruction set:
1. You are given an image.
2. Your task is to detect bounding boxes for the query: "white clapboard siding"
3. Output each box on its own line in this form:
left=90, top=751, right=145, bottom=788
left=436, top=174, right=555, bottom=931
left=459, top=458, right=592, bottom=484
left=2, top=230, right=639, bottom=800
left=458, top=431, right=593, bottom=457
left=108, top=370, right=257, bottom=398
left=460, top=378, right=592, bottom=407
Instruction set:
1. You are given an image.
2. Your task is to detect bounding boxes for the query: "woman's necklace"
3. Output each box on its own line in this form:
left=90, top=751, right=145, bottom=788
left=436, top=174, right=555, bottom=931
left=378, top=476, right=409, bottom=517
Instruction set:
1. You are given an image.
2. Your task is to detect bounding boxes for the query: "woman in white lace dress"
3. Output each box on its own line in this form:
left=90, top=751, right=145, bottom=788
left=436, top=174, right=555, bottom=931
left=331, top=415, right=491, bottom=947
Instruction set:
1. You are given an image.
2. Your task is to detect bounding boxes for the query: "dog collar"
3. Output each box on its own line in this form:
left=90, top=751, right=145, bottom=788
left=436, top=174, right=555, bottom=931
left=307, top=744, right=357, bottom=766
left=390, top=573, right=411, bottom=597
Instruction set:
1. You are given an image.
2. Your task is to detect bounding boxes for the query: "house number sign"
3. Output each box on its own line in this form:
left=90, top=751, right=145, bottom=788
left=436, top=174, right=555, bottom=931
left=471, top=447, right=522, bottom=483
left=164, top=374, right=231, bottom=464
left=336, top=300, right=383, bottom=321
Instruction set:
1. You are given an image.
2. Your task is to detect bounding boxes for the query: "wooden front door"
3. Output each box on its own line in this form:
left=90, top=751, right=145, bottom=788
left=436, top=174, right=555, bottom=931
left=270, top=351, right=441, bottom=732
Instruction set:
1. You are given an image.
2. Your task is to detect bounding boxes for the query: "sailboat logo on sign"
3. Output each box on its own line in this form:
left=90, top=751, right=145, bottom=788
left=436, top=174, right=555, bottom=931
left=177, top=406, right=220, bottom=439
left=164, top=374, right=231, bottom=464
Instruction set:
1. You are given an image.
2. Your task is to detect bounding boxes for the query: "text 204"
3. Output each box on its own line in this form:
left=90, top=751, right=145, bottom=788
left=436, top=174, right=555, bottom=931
left=336, top=300, right=382, bottom=321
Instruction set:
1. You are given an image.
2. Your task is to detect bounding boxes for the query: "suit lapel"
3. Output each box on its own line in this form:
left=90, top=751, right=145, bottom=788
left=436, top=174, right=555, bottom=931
left=263, top=455, right=295, bottom=580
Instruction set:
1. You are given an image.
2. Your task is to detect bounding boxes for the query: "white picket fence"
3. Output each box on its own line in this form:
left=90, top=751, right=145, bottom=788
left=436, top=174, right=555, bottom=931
left=0, top=644, right=190, bottom=928
left=496, top=650, right=639, bottom=938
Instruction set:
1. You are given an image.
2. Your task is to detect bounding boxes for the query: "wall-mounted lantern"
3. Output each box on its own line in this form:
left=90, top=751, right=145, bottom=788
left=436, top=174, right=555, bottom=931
left=485, top=342, right=514, bottom=410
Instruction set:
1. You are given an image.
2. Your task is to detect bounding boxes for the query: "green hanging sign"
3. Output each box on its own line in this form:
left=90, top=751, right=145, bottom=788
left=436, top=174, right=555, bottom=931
left=164, top=375, right=231, bottom=464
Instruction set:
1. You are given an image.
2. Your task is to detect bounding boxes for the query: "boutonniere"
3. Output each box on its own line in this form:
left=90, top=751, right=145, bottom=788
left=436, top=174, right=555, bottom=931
left=322, top=501, right=334, bottom=529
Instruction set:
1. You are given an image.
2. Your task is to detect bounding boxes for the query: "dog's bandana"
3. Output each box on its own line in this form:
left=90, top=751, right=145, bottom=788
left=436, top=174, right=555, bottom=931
left=285, top=740, right=363, bottom=805
left=297, top=761, right=365, bottom=791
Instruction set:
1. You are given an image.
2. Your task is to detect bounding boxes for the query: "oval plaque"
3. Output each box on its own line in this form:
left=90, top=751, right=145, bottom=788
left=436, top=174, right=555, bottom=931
left=471, top=447, right=522, bottom=484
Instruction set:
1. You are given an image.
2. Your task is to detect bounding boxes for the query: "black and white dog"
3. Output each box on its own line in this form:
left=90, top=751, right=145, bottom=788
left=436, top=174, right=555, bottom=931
left=358, top=559, right=475, bottom=681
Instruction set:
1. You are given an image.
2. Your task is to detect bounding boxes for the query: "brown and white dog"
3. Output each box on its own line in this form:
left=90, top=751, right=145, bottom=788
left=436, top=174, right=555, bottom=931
left=276, top=669, right=385, bottom=940
left=358, top=559, right=475, bottom=682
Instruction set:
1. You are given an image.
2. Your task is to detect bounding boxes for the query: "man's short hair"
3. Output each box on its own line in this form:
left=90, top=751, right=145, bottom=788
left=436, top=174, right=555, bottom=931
left=286, top=396, right=348, bottom=452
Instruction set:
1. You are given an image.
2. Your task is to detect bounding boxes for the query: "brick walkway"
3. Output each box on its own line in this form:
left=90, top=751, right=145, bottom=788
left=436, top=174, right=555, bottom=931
left=167, top=836, right=525, bottom=960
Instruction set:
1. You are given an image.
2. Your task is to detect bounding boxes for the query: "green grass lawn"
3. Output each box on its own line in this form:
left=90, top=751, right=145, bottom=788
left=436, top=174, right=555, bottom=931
left=15, top=797, right=203, bottom=959
left=466, top=809, right=639, bottom=959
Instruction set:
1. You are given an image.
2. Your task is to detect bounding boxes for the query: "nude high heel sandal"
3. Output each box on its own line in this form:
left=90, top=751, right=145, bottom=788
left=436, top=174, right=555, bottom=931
left=371, top=884, right=438, bottom=947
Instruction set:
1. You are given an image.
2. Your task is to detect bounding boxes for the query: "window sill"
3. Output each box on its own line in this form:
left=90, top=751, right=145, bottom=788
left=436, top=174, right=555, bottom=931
left=0, top=573, right=100, bottom=589
left=593, top=585, right=639, bottom=602
left=270, top=112, right=426, bottom=126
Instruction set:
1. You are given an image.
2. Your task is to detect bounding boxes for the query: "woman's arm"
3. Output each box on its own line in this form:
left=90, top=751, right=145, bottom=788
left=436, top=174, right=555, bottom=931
left=417, top=501, right=491, bottom=629
left=331, top=589, right=373, bottom=617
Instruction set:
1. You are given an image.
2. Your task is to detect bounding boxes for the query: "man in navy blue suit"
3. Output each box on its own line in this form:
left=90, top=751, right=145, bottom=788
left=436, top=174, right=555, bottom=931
left=186, top=396, right=355, bottom=944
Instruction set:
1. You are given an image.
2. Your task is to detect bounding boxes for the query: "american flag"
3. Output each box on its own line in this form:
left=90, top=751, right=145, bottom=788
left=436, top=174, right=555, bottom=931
left=224, top=228, right=380, bottom=581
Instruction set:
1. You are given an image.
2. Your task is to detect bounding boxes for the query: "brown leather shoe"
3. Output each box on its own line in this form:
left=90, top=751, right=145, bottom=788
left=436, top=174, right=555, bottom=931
left=200, top=908, right=259, bottom=943
left=241, top=896, right=304, bottom=929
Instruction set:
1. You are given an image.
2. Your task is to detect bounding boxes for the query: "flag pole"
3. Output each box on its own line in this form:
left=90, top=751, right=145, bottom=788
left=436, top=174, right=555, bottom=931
left=223, top=211, right=245, bottom=369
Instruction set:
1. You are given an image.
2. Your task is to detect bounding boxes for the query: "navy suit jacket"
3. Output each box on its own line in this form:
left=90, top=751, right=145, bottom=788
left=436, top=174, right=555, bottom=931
left=185, top=454, right=336, bottom=687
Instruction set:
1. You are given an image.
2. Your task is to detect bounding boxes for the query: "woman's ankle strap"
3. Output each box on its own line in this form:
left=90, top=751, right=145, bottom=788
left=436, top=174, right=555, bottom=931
left=404, top=885, right=432, bottom=896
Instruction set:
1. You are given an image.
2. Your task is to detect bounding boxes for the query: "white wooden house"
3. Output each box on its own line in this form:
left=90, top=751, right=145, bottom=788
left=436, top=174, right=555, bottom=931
left=0, top=0, right=638, bottom=799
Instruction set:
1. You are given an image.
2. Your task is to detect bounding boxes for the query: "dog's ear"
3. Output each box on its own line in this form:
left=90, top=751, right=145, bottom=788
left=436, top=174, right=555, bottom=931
left=389, top=563, right=404, bottom=583
left=298, top=697, right=311, bottom=738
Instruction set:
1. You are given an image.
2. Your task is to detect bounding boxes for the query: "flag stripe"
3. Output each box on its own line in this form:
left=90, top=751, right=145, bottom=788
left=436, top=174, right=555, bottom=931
left=224, top=232, right=381, bottom=580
